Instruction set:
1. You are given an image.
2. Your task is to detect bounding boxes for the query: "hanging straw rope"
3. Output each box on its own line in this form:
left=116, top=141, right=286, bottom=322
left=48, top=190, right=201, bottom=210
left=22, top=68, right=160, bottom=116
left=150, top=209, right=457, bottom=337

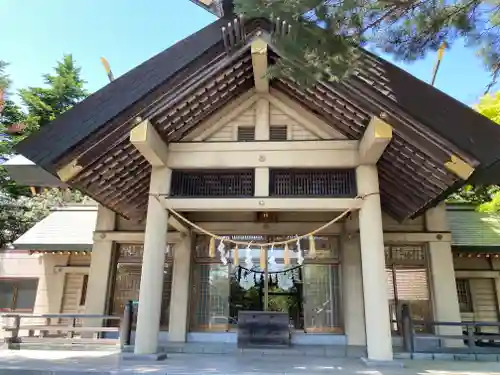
left=151, top=192, right=378, bottom=247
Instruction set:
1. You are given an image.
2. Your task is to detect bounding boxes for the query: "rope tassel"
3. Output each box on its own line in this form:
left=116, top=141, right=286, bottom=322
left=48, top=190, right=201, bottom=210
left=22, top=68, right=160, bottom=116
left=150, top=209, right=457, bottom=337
left=260, top=246, right=266, bottom=269
left=284, top=243, right=290, bottom=265
left=233, top=246, right=239, bottom=266
left=209, top=237, right=215, bottom=258
left=309, top=235, right=316, bottom=258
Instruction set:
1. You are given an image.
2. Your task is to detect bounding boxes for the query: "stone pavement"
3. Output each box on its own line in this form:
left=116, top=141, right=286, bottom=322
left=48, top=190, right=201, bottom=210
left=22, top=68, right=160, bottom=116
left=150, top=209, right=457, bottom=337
left=2, top=350, right=500, bottom=375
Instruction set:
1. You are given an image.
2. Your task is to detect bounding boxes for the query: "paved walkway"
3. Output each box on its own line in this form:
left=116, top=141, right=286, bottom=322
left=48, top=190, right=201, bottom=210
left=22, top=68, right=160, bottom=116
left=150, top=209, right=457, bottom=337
left=2, top=350, right=500, bottom=375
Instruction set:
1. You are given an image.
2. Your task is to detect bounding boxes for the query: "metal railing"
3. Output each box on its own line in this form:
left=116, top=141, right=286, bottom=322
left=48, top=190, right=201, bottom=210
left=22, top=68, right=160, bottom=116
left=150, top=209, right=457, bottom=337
left=1, top=302, right=134, bottom=350
left=400, top=305, right=500, bottom=353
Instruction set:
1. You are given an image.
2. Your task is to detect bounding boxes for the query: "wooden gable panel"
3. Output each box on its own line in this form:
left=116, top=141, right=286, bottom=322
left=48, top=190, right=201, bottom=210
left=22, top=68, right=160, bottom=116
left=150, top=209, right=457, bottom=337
left=206, top=105, right=255, bottom=141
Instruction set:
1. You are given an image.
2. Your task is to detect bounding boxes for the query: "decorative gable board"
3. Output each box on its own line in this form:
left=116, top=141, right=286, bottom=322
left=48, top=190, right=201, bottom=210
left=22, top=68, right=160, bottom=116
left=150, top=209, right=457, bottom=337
left=205, top=105, right=256, bottom=141
left=270, top=103, right=318, bottom=140
left=184, top=94, right=349, bottom=142
left=200, top=101, right=329, bottom=141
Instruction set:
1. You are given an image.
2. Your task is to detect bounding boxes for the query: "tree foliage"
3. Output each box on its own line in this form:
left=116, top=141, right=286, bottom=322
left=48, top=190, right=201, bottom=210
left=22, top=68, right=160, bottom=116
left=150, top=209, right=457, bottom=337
left=0, top=61, right=11, bottom=91
left=475, top=92, right=500, bottom=212
left=0, top=56, right=89, bottom=248
left=234, top=0, right=500, bottom=87
left=447, top=91, right=500, bottom=211
left=19, top=55, right=87, bottom=129
left=0, top=189, right=88, bottom=250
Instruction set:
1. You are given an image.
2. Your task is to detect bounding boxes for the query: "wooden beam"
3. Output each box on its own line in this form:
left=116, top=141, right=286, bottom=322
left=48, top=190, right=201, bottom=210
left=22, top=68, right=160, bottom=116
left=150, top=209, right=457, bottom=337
left=455, top=270, right=500, bottom=279
left=166, top=140, right=359, bottom=169
left=93, top=230, right=182, bottom=243
left=346, top=231, right=451, bottom=243
left=130, top=119, right=168, bottom=167
left=359, top=116, right=392, bottom=164
left=268, top=89, right=347, bottom=139
left=168, top=216, right=189, bottom=234
left=194, top=222, right=343, bottom=235
left=164, top=197, right=363, bottom=212
left=251, top=38, right=269, bottom=93
left=444, top=154, right=475, bottom=180
left=54, top=266, right=90, bottom=274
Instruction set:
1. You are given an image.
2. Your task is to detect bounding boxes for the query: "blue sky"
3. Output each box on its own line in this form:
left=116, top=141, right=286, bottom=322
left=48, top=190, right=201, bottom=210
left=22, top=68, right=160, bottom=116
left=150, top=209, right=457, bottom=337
left=1, top=0, right=495, bottom=106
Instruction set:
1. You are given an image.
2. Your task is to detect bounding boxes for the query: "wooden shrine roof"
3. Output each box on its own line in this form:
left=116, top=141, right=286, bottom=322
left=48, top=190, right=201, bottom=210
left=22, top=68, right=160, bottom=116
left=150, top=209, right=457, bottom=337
left=15, top=18, right=500, bottom=220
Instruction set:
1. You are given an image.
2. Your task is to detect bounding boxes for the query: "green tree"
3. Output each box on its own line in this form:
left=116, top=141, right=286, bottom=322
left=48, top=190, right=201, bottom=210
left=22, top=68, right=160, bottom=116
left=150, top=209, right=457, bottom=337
left=448, top=92, right=500, bottom=211
left=0, top=188, right=88, bottom=250
left=0, top=61, right=29, bottom=198
left=19, top=54, right=87, bottom=129
left=234, top=0, right=500, bottom=87
left=475, top=92, right=500, bottom=212
left=0, top=61, right=11, bottom=91
left=0, top=56, right=89, bottom=249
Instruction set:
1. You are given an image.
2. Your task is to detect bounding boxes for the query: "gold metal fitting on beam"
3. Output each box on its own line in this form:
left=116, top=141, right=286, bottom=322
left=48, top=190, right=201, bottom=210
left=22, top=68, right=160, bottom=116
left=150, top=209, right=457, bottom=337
left=444, top=154, right=475, bottom=180
left=57, top=158, right=83, bottom=182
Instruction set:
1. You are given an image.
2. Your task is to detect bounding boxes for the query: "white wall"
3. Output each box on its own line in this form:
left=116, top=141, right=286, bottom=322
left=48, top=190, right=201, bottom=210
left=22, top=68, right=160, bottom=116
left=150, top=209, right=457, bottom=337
left=0, top=251, right=69, bottom=315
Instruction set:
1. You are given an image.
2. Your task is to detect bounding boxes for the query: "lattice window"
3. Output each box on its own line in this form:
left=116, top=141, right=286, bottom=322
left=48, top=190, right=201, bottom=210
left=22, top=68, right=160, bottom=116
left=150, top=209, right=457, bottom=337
left=303, top=265, right=342, bottom=332
left=0, top=279, right=38, bottom=311
left=237, top=126, right=255, bottom=141
left=385, top=244, right=432, bottom=333
left=111, top=244, right=174, bottom=329
left=385, top=245, right=426, bottom=264
left=190, top=264, right=229, bottom=331
left=270, top=126, right=288, bottom=141
left=456, top=279, right=473, bottom=313
left=270, top=169, right=356, bottom=197
left=117, top=243, right=173, bottom=263
left=171, top=170, right=254, bottom=197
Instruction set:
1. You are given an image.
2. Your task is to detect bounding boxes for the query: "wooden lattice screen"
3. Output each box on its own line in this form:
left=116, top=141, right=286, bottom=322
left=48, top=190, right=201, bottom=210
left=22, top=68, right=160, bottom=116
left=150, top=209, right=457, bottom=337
left=171, top=170, right=254, bottom=197
left=269, top=169, right=356, bottom=197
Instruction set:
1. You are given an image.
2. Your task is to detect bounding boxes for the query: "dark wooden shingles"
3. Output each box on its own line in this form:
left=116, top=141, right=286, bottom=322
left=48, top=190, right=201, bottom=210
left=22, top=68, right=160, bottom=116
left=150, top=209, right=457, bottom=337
left=70, top=58, right=254, bottom=218
left=357, top=49, right=500, bottom=165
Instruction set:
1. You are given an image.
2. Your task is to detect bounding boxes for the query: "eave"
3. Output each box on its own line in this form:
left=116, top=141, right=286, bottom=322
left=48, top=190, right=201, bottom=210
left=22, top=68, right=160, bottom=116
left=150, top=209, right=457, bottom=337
left=14, top=18, right=500, bottom=221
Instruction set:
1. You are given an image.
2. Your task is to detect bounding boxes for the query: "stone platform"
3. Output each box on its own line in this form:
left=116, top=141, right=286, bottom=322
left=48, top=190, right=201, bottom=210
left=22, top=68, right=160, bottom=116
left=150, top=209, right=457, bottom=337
left=2, top=349, right=500, bottom=375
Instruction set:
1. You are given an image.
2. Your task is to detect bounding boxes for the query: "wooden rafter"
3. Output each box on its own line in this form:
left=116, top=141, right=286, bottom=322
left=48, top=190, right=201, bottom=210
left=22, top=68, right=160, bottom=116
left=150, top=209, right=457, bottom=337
left=359, top=116, right=393, bottom=164
left=251, top=37, right=269, bottom=93
left=129, top=119, right=168, bottom=167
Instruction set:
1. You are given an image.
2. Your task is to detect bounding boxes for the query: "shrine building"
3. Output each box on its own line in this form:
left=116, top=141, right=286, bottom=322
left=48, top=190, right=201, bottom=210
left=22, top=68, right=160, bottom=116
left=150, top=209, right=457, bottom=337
left=5, top=0, right=500, bottom=362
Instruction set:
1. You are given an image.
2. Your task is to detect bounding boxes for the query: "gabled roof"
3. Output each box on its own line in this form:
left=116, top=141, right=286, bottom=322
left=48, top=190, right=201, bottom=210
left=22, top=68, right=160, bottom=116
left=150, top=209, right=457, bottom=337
left=15, top=18, right=500, bottom=220
left=13, top=206, right=97, bottom=251
left=16, top=19, right=227, bottom=170
left=448, top=205, right=500, bottom=248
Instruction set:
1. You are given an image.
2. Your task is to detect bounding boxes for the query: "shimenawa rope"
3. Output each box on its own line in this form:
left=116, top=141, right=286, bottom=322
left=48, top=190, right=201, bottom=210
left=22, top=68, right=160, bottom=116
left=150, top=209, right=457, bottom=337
left=150, top=192, right=378, bottom=247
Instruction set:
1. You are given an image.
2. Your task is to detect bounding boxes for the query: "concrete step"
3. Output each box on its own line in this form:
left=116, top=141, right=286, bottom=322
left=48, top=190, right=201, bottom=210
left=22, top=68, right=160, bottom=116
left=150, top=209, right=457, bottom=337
left=160, top=343, right=366, bottom=358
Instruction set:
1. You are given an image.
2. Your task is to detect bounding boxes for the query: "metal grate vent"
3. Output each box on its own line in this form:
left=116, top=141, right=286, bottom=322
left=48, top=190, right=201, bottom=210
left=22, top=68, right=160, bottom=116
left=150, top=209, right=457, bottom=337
left=270, top=169, right=356, bottom=197
left=171, top=170, right=254, bottom=197
left=270, top=126, right=288, bottom=141
left=237, top=127, right=255, bottom=142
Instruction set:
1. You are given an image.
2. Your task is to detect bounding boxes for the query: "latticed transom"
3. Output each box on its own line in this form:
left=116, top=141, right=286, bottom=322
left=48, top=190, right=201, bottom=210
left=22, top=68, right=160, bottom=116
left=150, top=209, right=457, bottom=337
left=385, top=245, right=426, bottom=264
left=237, top=127, right=255, bottom=142
left=269, top=126, right=288, bottom=141
left=456, top=279, right=473, bottom=312
left=171, top=170, right=255, bottom=197
left=269, top=169, right=356, bottom=197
